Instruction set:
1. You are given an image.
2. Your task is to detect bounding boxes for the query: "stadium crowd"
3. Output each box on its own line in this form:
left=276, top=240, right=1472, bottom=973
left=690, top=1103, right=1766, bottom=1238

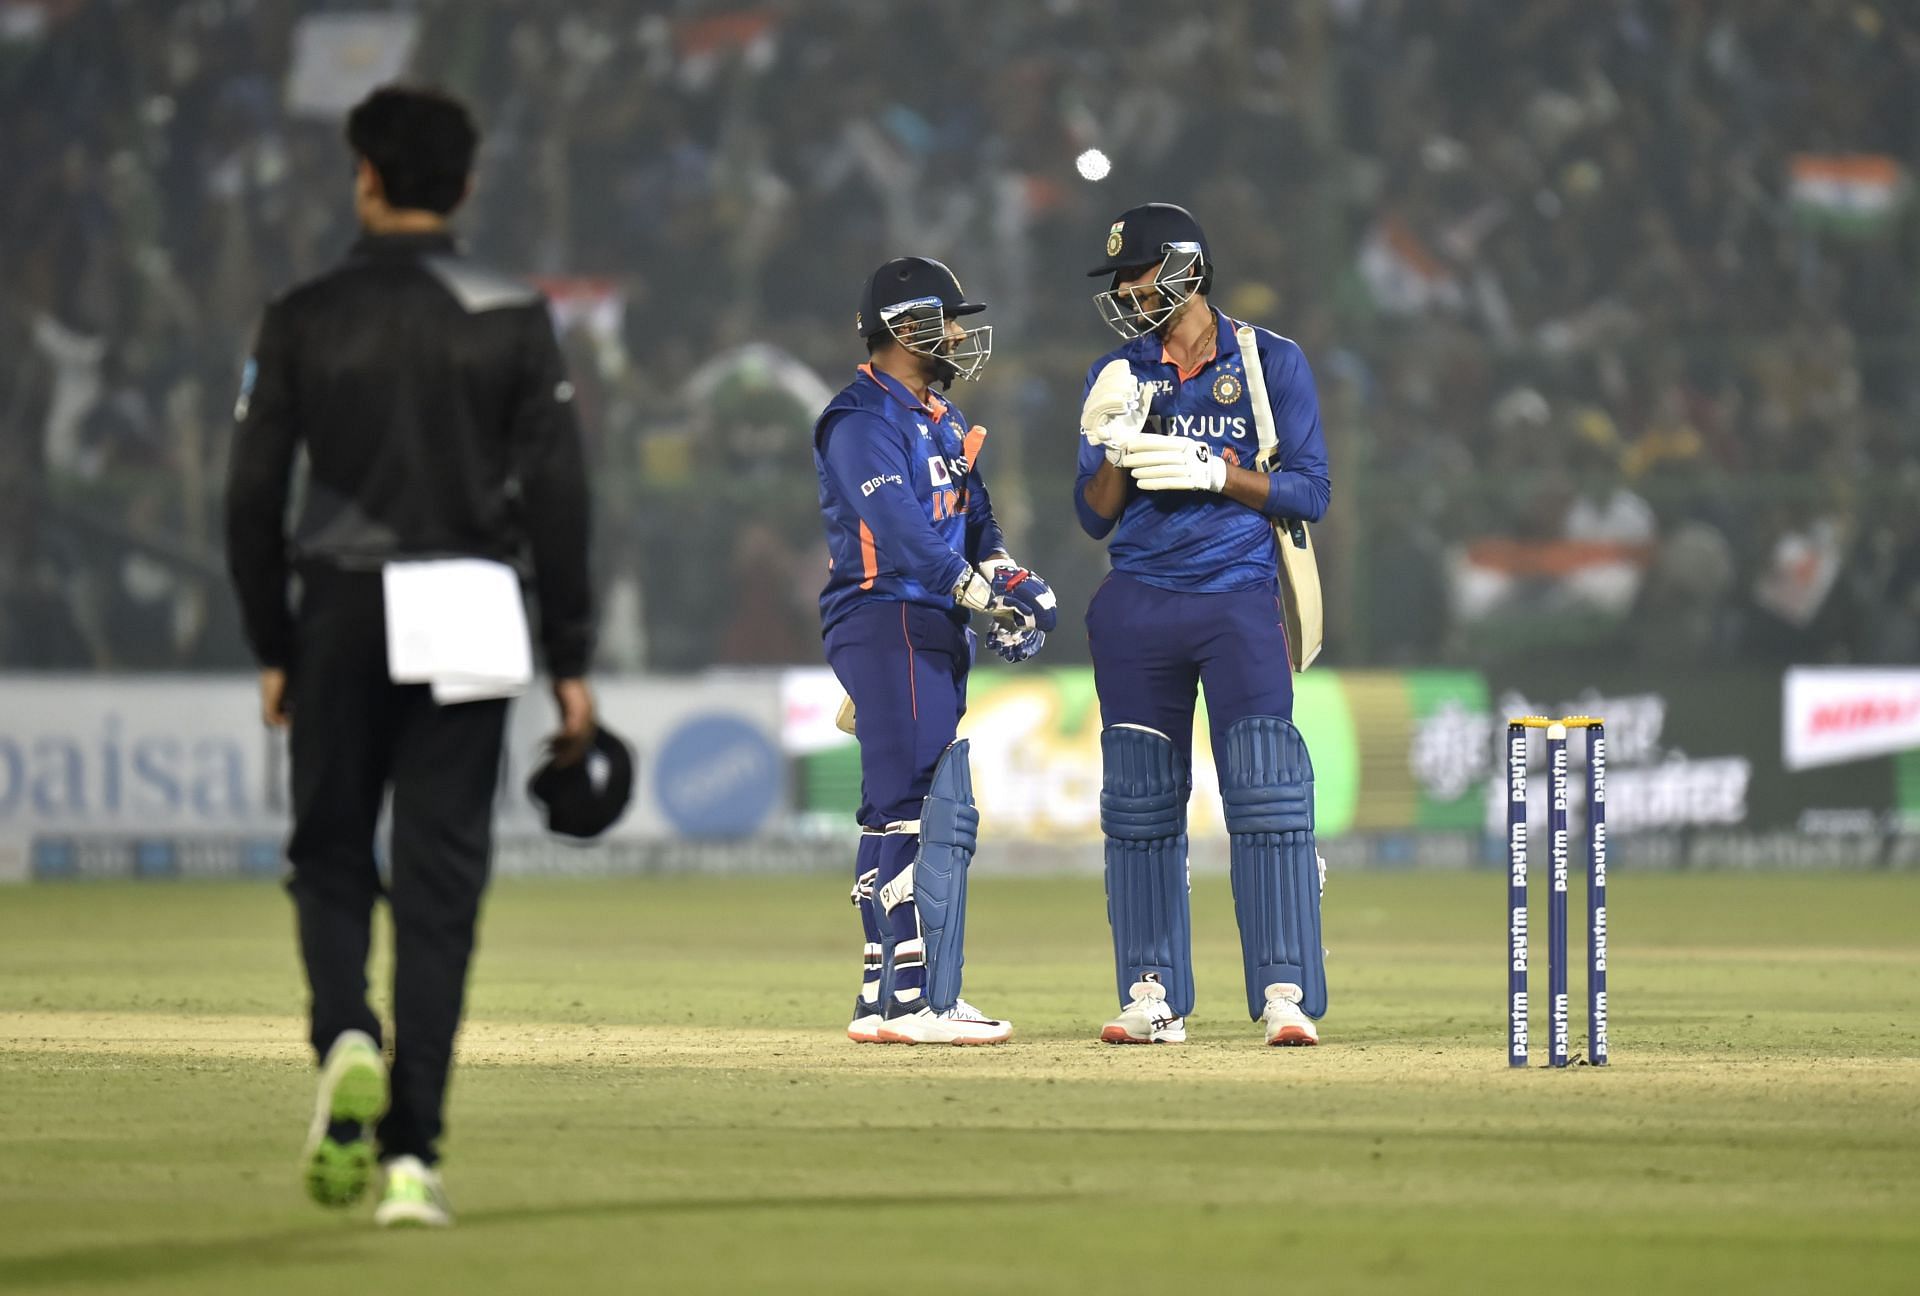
left=1, top=0, right=1915, bottom=670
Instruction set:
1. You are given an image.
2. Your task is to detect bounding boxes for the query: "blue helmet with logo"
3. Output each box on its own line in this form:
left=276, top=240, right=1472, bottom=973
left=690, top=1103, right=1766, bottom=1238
left=1087, top=203, right=1214, bottom=339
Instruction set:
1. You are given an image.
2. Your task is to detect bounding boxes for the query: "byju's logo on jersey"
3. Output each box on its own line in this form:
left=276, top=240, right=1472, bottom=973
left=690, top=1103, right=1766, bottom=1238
left=1211, top=372, right=1243, bottom=406
left=928, top=456, right=952, bottom=487
left=1149, top=413, right=1251, bottom=441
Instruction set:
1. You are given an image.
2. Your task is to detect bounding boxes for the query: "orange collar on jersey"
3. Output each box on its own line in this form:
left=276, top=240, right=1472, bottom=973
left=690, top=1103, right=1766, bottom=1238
left=1158, top=309, right=1237, bottom=383
left=858, top=363, right=948, bottom=421
left=1158, top=339, right=1216, bottom=383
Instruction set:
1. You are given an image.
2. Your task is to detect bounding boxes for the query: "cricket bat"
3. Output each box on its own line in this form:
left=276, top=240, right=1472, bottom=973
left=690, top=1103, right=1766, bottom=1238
left=1237, top=324, right=1324, bottom=672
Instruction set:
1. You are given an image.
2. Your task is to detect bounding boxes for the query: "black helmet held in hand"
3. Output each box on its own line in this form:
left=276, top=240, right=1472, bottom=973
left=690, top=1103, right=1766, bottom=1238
left=527, top=723, right=636, bottom=841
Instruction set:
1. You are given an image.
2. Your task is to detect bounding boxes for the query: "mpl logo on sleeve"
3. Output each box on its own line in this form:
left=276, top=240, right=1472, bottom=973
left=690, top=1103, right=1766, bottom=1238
left=1784, top=667, right=1920, bottom=770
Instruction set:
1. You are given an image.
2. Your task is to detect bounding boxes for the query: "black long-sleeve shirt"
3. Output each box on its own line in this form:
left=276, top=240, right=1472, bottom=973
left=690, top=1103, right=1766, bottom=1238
left=224, top=231, right=593, bottom=677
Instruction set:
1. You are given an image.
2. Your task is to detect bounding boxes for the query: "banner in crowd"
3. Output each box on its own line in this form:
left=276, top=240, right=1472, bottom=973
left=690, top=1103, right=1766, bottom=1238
left=1485, top=668, right=1920, bottom=867
left=1783, top=667, right=1920, bottom=771
left=0, top=679, right=278, bottom=881
left=786, top=667, right=1491, bottom=843
left=784, top=666, right=1919, bottom=858
left=7, top=666, right=1915, bottom=881
left=283, top=13, right=421, bottom=119
left=0, top=675, right=784, bottom=881
left=1788, top=154, right=1913, bottom=238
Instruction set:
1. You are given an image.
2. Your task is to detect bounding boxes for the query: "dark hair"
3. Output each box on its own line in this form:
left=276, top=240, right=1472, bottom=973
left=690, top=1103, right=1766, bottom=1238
left=345, top=86, right=478, bottom=215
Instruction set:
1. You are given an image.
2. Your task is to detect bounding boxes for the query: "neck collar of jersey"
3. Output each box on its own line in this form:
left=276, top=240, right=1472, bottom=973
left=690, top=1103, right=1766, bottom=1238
left=1155, top=307, right=1239, bottom=382
left=858, top=363, right=948, bottom=421
left=351, top=231, right=459, bottom=257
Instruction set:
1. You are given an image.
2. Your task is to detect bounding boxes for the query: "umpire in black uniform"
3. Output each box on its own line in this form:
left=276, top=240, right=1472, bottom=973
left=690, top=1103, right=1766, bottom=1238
left=225, top=86, right=595, bottom=1228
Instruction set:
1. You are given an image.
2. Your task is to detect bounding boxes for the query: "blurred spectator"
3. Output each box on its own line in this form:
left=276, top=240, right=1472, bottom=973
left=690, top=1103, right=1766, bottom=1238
left=0, top=0, right=1914, bottom=670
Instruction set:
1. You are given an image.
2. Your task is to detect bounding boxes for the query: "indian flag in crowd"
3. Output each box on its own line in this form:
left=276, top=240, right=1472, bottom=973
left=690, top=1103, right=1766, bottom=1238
left=1357, top=215, right=1465, bottom=316
left=1788, top=154, right=1912, bottom=237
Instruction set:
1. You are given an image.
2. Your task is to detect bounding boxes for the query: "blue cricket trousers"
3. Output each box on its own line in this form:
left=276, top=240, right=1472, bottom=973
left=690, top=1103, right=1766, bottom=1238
left=1086, top=571, right=1294, bottom=762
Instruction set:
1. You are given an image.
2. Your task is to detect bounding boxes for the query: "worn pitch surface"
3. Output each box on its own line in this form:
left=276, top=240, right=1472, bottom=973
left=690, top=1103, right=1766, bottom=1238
left=2, top=872, right=1917, bottom=1294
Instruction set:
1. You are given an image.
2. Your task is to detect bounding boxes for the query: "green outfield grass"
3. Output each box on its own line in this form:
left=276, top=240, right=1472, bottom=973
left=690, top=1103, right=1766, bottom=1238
left=2, top=870, right=1917, bottom=1294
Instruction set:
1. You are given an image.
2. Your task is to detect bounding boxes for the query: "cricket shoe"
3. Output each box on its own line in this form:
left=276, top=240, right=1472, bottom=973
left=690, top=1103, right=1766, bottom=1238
left=301, top=1029, right=388, bottom=1208
left=848, top=996, right=885, bottom=1044
left=876, top=997, right=1013, bottom=1045
left=374, top=1156, right=454, bottom=1228
left=1100, top=977, right=1187, bottom=1044
left=1262, top=983, right=1319, bottom=1047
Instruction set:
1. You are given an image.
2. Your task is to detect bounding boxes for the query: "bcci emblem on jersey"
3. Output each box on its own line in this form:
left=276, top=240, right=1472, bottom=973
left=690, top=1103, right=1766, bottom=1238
left=1106, top=222, right=1125, bottom=258
left=1212, top=371, right=1243, bottom=407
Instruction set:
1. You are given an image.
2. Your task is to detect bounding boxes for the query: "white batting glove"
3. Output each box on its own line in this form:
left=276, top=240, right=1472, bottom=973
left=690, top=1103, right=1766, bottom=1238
left=1080, top=359, right=1148, bottom=465
left=1121, top=432, right=1228, bottom=493
left=953, top=568, right=995, bottom=613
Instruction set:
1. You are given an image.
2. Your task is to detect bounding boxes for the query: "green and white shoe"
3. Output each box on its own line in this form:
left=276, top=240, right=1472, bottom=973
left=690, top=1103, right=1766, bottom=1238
left=301, top=1029, right=388, bottom=1208
left=374, top=1156, right=454, bottom=1228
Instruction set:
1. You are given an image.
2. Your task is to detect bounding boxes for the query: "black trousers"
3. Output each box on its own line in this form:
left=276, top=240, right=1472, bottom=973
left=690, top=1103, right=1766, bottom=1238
left=285, top=567, right=508, bottom=1165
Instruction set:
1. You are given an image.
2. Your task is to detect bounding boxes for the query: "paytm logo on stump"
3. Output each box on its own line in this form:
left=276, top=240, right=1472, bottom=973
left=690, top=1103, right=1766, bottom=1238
left=654, top=714, right=781, bottom=839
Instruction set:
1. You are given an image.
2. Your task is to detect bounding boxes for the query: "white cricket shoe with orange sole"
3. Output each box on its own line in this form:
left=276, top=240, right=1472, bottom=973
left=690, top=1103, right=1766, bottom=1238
left=1100, top=978, right=1187, bottom=1044
left=1262, top=983, right=1319, bottom=1046
left=848, top=997, right=885, bottom=1043
left=877, top=998, right=1012, bottom=1045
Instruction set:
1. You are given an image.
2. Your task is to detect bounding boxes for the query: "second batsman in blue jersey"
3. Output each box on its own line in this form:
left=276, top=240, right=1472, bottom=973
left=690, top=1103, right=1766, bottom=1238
left=1076, top=204, right=1332, bottom=1047
left=814, top=256, right=1058, bottom=1046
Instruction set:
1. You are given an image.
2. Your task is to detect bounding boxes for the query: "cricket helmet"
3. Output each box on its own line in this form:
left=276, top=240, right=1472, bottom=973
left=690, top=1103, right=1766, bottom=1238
left=527, top=723, right=636, bottom=841
left=1088, top=203, right=1214, bottom=339
left=856, top=256, right=992, bottom=383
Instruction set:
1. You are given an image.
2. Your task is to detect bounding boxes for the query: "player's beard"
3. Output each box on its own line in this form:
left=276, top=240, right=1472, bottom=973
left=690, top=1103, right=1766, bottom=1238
left=1151, top=292, right=1197, bottom=341
left=922, top=346, right=959, bottom=391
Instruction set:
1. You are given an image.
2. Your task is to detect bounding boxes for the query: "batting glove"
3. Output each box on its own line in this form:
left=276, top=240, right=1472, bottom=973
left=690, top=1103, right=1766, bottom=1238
left=957, top=559, right=1058, bottom=632
left=1080, top=358, right=1148, bottom=465
left=1122, top=432, right=1228, bottom=493
left=987, top=622, right=1046, bottom=663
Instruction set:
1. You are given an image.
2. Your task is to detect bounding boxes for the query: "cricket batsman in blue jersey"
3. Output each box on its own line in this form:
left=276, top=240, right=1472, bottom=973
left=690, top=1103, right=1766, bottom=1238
left=1075, top=203, right=1331, bottom=1046
left=814, top=256, right=1058, bottom=1045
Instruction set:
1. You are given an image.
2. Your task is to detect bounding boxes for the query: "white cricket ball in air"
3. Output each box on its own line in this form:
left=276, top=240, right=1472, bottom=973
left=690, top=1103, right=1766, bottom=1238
left=1076, top=148, right=1112, bottom=181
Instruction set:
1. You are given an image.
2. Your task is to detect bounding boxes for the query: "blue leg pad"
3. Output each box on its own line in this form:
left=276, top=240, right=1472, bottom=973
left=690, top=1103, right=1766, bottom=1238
left=903, top=740, right=977, bottom=1013
left=1100, top=724, right=1194, bottom=1018
left=1221, top=716, right=1326, bottom=1020
left=870, top=832, right=917, bottom=1004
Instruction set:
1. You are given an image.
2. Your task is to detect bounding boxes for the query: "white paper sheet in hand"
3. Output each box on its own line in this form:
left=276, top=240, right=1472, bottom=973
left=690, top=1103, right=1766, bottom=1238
left=382, top=559, right=533, bottom=704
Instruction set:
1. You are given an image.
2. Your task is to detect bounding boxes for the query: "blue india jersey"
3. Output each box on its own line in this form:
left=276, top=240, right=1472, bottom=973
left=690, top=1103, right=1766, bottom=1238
left=814, top=365, right=1005, bottom=632
left=1073, top=308, right=1329, bottom=593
